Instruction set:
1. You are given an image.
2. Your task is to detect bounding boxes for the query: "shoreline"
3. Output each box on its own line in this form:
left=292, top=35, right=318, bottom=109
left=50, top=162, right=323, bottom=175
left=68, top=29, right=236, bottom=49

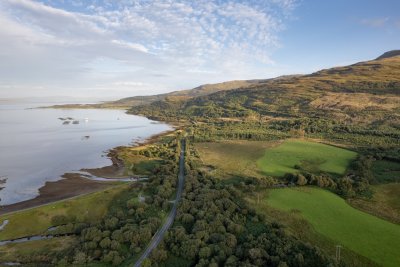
left=0, top=174, right=114, bottom=215
left=0, top=124, right=179, bottom=216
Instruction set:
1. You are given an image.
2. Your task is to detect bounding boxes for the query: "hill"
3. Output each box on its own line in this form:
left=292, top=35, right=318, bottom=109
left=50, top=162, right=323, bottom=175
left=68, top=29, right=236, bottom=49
left=48, top=80, right=265, bottom=109
left=129, top=55, right=400, bottom=129
left=376, top=50, right=400, bottom=60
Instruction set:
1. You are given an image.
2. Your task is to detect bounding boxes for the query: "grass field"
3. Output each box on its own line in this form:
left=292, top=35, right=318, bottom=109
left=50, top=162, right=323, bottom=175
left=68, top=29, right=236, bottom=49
left=0, top=236, right=76, bottom=263
left=194, top=140, right=275, bottom=179
left=0, top=184, right=130, bottom=240
left=257, top=139, right=357, bottom=176
left=195, top=139, right=357, bottom=179
left=265, top=187, right=400, bottom=267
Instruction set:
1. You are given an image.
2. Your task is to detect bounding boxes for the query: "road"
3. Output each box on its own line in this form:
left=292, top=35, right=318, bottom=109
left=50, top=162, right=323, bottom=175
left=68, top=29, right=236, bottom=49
left=133, top=140, right=186, bottom=267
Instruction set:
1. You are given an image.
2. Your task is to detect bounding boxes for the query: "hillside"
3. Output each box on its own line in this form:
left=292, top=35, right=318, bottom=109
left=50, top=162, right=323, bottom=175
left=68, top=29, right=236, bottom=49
left=49, top=80, right=265, bottom=109
left=129, top=55, right=400, bottom=129
left=376, top=50, right=400, bottom=60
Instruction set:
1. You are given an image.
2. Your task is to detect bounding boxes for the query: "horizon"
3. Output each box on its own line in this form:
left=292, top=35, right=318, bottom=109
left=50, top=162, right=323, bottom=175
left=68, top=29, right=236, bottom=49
left=0, top=50, right=396, bottom=103
left=0, top=0, right=399, bottom=100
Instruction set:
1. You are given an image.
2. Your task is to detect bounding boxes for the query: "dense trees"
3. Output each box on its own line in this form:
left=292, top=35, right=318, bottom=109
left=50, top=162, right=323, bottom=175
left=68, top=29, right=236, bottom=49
left=149, top=158, right=339, bottom=267
left=60, top=141, right=183, bottom=266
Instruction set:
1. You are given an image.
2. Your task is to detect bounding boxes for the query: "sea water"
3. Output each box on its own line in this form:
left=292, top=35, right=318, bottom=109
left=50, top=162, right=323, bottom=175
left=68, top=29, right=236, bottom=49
left=0, top=102, right=171, bottom=205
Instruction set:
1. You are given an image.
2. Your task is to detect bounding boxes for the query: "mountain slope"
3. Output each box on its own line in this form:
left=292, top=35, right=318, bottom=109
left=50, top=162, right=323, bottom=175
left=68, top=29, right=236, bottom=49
left=50, top=80, right=266, bottom=109
left=376, top=50, right=400, bottom=60
left=129, top=56, right=400, bottom=128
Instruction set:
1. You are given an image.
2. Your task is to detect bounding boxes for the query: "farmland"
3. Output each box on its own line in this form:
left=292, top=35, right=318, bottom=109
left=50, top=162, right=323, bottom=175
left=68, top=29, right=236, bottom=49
left=257, top=140, right=357, bottom=177
left=264, top=187, right=400, bottom=267
left=195, top=139, right=357, bottom=178
left=194, top=140, right=276, bottom=179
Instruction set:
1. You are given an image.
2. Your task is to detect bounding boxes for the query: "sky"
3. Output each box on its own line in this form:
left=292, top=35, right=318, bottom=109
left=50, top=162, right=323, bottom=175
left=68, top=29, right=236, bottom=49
left=0, top=0, right=399, bottom=100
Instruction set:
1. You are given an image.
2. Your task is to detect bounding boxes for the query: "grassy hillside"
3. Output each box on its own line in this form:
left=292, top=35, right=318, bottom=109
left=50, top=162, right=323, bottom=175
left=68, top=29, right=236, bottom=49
left=265, top=187, right=400, bottom=267
left=129, top=56, right=400, bottom=129
left=257, top=140, right=357, bottom=177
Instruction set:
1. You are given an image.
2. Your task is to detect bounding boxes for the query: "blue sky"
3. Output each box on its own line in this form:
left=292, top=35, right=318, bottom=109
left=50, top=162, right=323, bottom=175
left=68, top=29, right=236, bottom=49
left=0, top=0, right=399, bottom=99
left=276, top=0, right=400, bottom=73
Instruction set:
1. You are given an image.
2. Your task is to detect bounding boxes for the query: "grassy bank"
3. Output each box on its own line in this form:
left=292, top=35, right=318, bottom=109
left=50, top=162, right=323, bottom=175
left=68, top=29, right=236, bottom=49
left=0, top=184, right=130, bottom=240
left=0, top=236, right=77, bottom=263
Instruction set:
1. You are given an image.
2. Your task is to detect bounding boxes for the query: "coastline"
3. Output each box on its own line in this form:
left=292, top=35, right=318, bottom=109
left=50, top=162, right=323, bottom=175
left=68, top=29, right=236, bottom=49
left=0, top=174, right=114, bottom=215
left=0, top=126, right=178, bottom=215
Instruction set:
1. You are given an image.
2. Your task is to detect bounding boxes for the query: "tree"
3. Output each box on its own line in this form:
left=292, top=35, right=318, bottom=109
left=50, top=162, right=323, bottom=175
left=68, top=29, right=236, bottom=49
left=73, top=251, right=87, bottom=265
left=296, top=174, right=308, bottom=186
left=142, top=258, right=152, bottom=267
left=151, top=248, right=168, bottom=262
left=99, top=237, right=111, bottom=249
left=199, top=247, right=211, bottom=259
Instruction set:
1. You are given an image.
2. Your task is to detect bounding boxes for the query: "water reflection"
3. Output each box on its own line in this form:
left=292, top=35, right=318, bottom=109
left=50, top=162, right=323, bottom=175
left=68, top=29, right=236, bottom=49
left=0, top=103, right=171, bottom=205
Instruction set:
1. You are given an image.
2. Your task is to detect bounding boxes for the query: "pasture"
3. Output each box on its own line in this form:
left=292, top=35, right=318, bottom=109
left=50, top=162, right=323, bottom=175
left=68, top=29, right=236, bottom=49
left=257, top=139, right=357, bottom=176
left=265, top=187, right=400, bottom=267
left=195, top=139, right=357, bottom=178
left=194, top=140, right=275, bottom=179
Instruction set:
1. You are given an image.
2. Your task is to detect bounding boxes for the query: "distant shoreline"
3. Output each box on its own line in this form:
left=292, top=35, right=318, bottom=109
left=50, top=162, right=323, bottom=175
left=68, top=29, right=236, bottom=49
left=39, top=103, right=130, bottom=110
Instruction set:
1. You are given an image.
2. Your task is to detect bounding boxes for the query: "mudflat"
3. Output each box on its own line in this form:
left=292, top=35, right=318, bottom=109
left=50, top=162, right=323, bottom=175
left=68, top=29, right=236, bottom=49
left=0, top=174, right=114, bottom=215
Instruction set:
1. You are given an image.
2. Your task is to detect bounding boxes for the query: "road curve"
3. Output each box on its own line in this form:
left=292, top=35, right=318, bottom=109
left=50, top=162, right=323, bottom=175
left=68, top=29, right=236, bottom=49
left=133, top=140, right=186, bottom=267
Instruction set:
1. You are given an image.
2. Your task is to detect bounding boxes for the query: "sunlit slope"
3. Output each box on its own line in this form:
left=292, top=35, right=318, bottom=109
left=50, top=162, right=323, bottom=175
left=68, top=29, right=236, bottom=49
left=130, top=55, right=400, bottom=127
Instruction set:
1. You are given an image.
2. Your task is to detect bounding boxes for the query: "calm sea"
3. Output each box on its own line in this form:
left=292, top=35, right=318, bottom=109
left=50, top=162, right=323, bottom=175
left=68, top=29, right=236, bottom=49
left=0, top=102, right=171, bottom=205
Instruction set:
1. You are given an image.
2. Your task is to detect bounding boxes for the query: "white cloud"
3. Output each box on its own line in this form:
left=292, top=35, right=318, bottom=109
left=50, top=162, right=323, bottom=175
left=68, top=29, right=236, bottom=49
left=0, top=0, right=296, bottom=98
left=111, top=40, right=148, bottom=53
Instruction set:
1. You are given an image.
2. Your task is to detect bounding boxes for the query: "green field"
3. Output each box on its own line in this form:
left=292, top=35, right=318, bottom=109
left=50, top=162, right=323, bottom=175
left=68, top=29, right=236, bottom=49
left=257, top=140, right=357, bottom=176
left=265, top=187, right=400, bottom=267
left=0, top=184, right=130, bottom=240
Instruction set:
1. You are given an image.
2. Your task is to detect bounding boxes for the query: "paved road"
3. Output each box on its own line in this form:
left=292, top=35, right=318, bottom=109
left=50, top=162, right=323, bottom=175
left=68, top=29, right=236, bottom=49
left=133, top=140, right=186, bottom=267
